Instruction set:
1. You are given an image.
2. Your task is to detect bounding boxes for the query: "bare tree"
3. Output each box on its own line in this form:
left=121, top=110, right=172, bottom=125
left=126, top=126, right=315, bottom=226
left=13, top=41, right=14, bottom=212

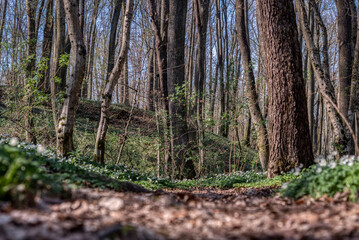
left=236, top=0, right=268, bottom=170
left=94, top=0, right=133, bottom=163
left=56, top=0, right=87, bottom=155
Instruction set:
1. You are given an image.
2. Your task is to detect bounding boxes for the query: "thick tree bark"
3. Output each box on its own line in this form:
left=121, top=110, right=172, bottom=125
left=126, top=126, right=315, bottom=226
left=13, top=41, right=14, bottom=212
left=258, top=0, right=314, bottom=177
left=38, top=0, right=53, bottom=93
left=236, top=0, right=269, bottom=170
left=94, top=0, right=133, bottom=163
left=56, top=0, right=87, bottom=155
left=336, top=0, right=353, bottom=120
left=296, top=0, right=347, bottom=153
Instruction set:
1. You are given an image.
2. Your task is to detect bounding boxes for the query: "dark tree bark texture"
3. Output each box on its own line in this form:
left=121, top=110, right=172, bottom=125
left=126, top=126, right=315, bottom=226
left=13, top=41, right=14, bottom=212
left=257, top=0, right=314, bottom=177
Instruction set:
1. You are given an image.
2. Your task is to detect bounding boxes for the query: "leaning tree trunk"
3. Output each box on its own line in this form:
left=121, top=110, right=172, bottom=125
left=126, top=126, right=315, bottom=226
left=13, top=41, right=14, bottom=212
left=236, top=0, right=269, bottom=170
left=94, top=0, right=133, bottom=163
left=56, top=0, right=87, bottom=155
left=257, top=0, right=314, bottom=178
left=296, top=0, right=347, bottom=154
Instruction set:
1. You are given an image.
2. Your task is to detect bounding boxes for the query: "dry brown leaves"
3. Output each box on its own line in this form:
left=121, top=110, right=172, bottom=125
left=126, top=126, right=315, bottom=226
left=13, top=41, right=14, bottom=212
left=1, top=187, right=359, bottom=240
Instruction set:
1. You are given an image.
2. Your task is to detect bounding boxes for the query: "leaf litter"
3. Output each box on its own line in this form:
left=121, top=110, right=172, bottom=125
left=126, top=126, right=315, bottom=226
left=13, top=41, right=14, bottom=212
left=1, top=187, right=359, bottom=239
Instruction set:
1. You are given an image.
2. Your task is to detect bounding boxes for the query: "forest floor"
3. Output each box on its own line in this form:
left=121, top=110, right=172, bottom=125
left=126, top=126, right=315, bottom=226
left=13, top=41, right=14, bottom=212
left=1, top=186, right=359, bottom=240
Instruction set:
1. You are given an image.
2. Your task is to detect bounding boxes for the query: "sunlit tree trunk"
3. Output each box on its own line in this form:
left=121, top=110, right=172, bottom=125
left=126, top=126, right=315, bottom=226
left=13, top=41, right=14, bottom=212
left=94, top=0, right=133, bottom=163
left=56, top=0, right=87, bottom=155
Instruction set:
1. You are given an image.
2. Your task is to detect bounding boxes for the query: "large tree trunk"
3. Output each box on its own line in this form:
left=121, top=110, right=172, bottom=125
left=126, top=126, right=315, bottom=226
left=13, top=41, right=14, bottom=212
left=336, top=0, right=353, bottom=121
left=56, top=0, right=87, bottom=155
left=296, top=0, right=347, bottom=154
left=236, top=0, right=268, bottom=170
left=25, top=0, right=38, bottom=143
left=258, top=0, right=314, bottom=177
left=94, top=0, right=133, bottom=163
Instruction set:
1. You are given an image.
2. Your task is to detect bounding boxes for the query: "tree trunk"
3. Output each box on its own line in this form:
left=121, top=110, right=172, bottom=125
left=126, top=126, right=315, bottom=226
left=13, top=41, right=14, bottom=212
left=336, top=0, right=353, bottom=120
left=94, top=0, right=133, bottom=163
left=25, top=0, right=38, bottom=143
left=296, top=0, right=347, bottom=154
left=38, top=0, right=53, bottom=93
left=146, top=47, right=154, bottom=111
left=236, top=0, right=269, bottom=170
left=0, top=0, right=8, bottom=61
left=83, top=0, right=100, bottom=99
left=215, top=0, right=226, bottom=137
left=258, top=0, right=314, bottom=177
left=56, top=0, right=87, bottom=155
left=167, top=0, right=195, bottom=179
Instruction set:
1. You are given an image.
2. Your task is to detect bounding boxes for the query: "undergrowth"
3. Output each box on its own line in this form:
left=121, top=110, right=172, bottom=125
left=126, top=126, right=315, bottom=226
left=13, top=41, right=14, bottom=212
left=282, top=154, right=359, bottom=201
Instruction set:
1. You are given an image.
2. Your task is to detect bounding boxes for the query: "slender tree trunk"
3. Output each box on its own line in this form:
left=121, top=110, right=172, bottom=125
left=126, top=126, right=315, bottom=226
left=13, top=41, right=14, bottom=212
left=336, top=0, right=353, bottom=121
left=83, top=0, right=100, bottom=99
left=296, top=0, right=347, bottom=154
left=38, top=0, right=53, bottom=93
left=56, top=0, right=87, bottom=155
left=215, top=0, right=226, bottom=137
left=94, top=0, right=133, bottom=163
left=193, top=0, right=210, bottom=176
left=168, top=0, right=195, bottom=179
left=258, top=0, right=314, bottom=177
left=25, top=0, right=38, bottom=143
left=146, top=47, right=155, bottom=111
left=0, top=0, right=8, bottom=61
left=236, top=0, right=269, bottom=170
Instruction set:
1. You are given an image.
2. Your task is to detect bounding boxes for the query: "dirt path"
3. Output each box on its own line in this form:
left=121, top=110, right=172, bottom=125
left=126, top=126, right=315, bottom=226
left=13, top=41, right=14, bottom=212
left=1, top=187, right=359, bottom=240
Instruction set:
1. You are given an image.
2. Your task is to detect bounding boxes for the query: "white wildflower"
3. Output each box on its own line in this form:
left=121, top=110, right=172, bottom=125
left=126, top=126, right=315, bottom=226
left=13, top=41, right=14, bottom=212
left=281, top=182, right=289, bottom=190
left=332, top=151, right=338, bottom=156
left=348, top=161, right=354, bottom=167
left=9, top=138, right=18, bottom=147
left=37, top=144, right=46, bottom=154
left=294, top=167, right=301, bottom=176
left=329, top=161, right=337, bottom=169
left=319, top=159, right=327, bottom=167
